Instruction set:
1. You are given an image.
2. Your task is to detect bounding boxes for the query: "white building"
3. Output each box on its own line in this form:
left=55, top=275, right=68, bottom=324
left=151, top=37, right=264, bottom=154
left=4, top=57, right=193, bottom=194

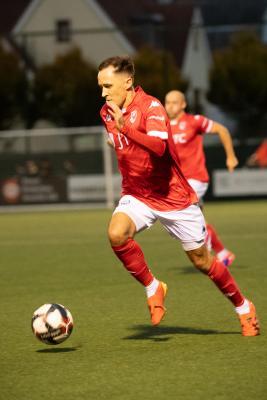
left=10, top=0, right=135, bottom=67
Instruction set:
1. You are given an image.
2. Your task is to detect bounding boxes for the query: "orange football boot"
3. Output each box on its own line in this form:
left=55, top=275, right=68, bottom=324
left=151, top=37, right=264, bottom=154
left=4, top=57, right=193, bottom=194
left=238, top=301, right=260, bottom=336
left=147, top=281, right=168, bottom=326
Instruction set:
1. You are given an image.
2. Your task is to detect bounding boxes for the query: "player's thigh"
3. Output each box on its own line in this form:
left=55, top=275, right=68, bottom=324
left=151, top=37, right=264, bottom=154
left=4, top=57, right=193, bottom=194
left=111, top=195, right=156, bottom=236
left=157, top=204, right=206, bottom=251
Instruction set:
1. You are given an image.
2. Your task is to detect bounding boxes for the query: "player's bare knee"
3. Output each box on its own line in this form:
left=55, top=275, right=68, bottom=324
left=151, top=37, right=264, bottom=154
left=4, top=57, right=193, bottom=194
left=108, top=212, right=136, bottom=246
left=108, top=227, right=129, bottom=246
left=192, top=256, right=209, bottom=272
left=186, top=245, right=211, bottom=273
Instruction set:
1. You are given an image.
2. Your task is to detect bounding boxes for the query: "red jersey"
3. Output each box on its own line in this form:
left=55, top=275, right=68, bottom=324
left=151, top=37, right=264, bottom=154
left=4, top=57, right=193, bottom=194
left=255, top=140, right=267, bottom=167
left=170, top=113, right=214, bottom=182
left=100, top=87, right=197, bottom=211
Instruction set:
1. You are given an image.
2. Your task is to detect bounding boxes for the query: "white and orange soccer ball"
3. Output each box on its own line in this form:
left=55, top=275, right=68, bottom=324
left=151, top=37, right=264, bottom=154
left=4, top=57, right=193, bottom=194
left=31, top=303, right=73, bottom=345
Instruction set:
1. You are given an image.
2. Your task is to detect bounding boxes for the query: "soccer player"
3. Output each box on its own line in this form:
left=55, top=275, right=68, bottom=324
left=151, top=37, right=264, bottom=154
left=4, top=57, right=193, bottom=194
left=98, top=56, right=259, bottom=336
left=246, top=139, right=267, bottom=168
left=165, top=90, right=237, bottom=266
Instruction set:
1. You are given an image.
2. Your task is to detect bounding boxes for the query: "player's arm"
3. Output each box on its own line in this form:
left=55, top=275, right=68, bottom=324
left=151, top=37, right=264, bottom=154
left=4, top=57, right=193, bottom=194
left=107, top=101, right=166, bottom=156
left=209, top=122, right=239, bottom=172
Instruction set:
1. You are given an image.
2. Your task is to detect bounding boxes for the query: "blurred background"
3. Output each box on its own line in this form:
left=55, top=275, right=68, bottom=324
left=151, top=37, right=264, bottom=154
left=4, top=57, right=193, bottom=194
left=0, top=0, right=267, bottom=207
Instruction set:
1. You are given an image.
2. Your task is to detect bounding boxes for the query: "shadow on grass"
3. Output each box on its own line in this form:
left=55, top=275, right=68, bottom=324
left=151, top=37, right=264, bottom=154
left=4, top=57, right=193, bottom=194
left=178, top=266, right=199, bottom=274
left=123, top=325, right=239, bottom=341
left=227, top=265, right=249, bottom=270
left=166, top=265, right=201, bottom=274
left=169, top=264, right=249, bottom=274
left=36, top=346, right=79, bottom=354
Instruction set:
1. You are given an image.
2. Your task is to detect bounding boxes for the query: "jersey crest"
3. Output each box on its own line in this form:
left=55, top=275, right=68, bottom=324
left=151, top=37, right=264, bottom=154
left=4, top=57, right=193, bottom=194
left=130, top=110, right=137, bottom=124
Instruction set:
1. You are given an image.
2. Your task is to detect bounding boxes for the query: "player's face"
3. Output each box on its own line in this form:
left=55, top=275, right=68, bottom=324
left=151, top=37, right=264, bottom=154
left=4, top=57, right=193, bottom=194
left=98, top=66, right=133, bottom=108
left=165, top=93, right=186, bottom=119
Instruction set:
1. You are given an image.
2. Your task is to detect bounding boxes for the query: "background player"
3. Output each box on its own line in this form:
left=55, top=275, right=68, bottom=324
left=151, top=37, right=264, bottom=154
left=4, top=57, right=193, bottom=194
left=165, top=90, right=238, bottom=266
left=246, top=138, right=267, bottom=168
left=98, top=55, right=259, bottom=336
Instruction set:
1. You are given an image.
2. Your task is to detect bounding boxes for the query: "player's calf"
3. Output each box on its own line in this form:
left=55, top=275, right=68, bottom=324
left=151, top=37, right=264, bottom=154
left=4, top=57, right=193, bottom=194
left=186, top=246, right=260, bottom=336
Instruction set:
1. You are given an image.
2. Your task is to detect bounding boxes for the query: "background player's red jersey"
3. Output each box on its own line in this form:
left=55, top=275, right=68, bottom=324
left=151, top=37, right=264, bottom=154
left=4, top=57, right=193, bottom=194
left=170, top=113, right=214, bottom=182
left=100, top=87, right=197, bottom=211
left=254, top=139, right=267, bottom=167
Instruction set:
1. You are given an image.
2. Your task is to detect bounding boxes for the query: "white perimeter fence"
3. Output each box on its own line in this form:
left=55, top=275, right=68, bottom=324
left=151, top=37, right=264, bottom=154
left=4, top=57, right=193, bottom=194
left=0, top=126, right=120, bottom=208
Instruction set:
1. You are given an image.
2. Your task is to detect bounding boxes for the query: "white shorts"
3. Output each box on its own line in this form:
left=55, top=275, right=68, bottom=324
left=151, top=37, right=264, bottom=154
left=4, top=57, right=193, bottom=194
left=187, top=179, right=209, bottom=204
left=113, top=195, right=206, bottom=251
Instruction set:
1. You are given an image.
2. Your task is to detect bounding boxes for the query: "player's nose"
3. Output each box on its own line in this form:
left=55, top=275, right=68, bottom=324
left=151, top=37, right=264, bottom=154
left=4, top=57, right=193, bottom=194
left=102, top=88, right=107, bottom=98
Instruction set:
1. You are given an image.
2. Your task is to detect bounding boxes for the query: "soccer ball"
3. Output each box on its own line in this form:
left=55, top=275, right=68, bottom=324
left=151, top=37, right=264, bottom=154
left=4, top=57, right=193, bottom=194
left=32, top=303, right=73, bottom=345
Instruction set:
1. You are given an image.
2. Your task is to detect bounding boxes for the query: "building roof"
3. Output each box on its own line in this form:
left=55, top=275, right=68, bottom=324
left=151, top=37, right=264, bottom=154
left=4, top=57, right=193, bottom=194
left=0, top=0, right=31, bottom=34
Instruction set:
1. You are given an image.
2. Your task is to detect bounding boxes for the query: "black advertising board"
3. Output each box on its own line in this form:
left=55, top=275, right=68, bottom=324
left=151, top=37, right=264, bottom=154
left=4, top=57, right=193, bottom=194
left=0, top=176, right=67, bottom=205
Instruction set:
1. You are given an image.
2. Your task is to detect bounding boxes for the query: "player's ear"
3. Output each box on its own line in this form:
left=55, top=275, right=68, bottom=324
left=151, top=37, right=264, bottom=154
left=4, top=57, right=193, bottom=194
left=125, top=75, right=133, bottom=90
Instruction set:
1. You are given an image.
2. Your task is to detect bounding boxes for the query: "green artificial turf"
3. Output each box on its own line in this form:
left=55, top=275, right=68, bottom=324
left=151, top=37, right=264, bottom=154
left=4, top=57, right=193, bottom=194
left=0, top=201, right=266, bottom=400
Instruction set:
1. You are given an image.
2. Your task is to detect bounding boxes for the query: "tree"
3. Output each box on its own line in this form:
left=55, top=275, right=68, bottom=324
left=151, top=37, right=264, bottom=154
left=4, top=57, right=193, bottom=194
left=208, top=32, right=267, bottom=138
left=134, top=46, right=188, bottom=102
left=0, top=41, right=28, bottom=130
left=33, top=48, right=99, bottom=127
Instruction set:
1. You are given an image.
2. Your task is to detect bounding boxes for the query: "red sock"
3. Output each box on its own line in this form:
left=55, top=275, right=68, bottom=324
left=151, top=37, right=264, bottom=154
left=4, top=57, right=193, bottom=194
left=206, top=223, right=224, bottom=253
left=207, top=257, right=244, bottom=307
left=112, top=238, right=154, bottom=286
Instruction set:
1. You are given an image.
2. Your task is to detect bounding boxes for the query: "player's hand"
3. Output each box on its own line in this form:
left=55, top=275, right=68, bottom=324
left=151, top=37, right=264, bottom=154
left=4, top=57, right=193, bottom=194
left=107, top=101, right=125, bottom=131
left=226, top=155, right=239, bottom=172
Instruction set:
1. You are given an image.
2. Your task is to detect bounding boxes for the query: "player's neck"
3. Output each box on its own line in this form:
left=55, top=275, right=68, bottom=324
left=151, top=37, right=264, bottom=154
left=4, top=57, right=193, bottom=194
left=176, top=111, right=185, bottom=121
left=122, top=87, right=135, bottom=109
left=171, top=111, right=185, bottom=122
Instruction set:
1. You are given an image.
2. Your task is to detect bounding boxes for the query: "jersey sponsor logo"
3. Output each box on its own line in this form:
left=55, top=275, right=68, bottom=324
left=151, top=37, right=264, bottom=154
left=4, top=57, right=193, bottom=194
left=149, top=100, right=160, bottom=108
left=105, top=114, right=112, bottom=122
left=130, top=110, right=137, bottom=123
left=108, top=132, right=129, bottom=150
left=147, top=115, right=165, bottom=121
left=173, top=133, right=187, bottom=144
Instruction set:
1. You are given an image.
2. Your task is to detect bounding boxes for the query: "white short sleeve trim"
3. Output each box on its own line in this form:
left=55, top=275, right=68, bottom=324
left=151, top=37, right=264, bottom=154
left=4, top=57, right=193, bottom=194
left=147, top=131, right=168, bottom=139
left=206, top=120, right=214, bottom=133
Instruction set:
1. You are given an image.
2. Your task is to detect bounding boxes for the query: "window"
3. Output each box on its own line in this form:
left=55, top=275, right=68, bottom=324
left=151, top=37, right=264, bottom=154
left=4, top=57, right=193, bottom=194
left=56, top=19, right=72, bottom=42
